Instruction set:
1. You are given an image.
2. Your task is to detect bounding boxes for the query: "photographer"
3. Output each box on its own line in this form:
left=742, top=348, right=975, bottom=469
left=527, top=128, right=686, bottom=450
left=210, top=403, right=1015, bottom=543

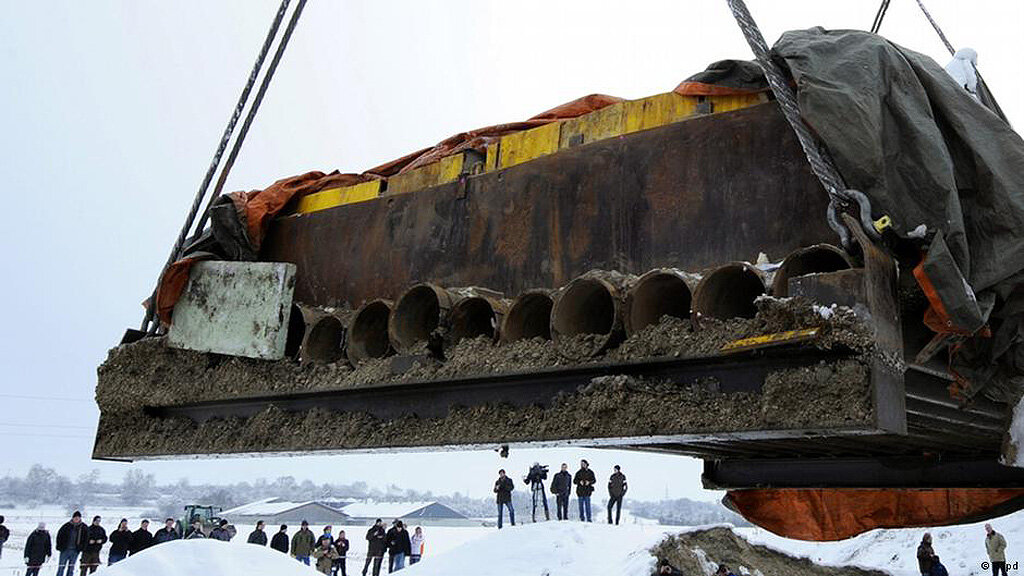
left=550, top=463, right=572, bottom=521
left=523, top=463, right=551, bottom=522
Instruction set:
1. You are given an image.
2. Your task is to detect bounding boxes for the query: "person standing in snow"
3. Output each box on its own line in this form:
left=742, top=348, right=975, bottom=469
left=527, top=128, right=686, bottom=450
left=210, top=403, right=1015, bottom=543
left=107, top=519, right=132, bottom=565
left=494, top=469, right=516, bottom=529
left=291, top=520, right=316, bottom=565
left=24, top=522, right=51, bottom=576
left=607, top=465, right=628, bottom=525
left=130, top=520, right=153, bottom=555
left=362, top=518, right=386, bottom=576
left=409, top=526, right=424, bottom=565
left=209, top=519, right=233, bottom=541
left=333, top=529, right=349, bottom=576
left=573, top=459, right=596, bottom=522
left=986, top=523, right=1008, bottom=576
left=314, top=537, right=341, bottom=575
left=0, top=515, right=8, bottom=559
left=185, top=519, right=206, bottom=539
left=248, top=521, right=268, bottom=546
left=271, top=525, right=290, bottom=554
left=917, top=533, right=936, bottom=576
left=551, top=463, right=572, bottom=521
left=55, top=510, right=87, bottom=576
left=319, top=525, right=335, bottom=548
left=153, top=518, right=179, bottom=544
left=80, top=516, right=107, bottom=575
left=385, top=520, right=411, bottom=572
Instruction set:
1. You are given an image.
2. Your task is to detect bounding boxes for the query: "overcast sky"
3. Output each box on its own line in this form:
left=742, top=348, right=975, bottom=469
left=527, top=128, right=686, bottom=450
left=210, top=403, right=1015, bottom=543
left=1, top=1, right=1022, bottom=503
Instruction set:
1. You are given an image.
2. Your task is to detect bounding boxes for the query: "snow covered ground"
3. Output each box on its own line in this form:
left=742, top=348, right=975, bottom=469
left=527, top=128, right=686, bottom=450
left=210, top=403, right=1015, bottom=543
left=0, top=505, right=1020, bottom=576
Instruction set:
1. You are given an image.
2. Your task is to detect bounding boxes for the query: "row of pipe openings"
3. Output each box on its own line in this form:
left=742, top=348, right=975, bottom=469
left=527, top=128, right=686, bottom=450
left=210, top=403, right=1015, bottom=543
left=291, top=244, right=852, bottom=365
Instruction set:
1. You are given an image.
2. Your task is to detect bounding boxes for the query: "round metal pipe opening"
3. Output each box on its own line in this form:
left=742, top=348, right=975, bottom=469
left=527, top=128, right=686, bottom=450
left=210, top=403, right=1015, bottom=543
left=304, top=315, right=346, bottom=363
left=284, top=304, right=305, bottom=359
left=501, top=290, right=553, bottom=343
left=625, top=269, right=695, bottom=336
left=388, top=283, right=452, bottom=352
left=450, top=296, right=506, bottom=344
left=347, top=299, right=393, bottom=364
left=771, top=244, right=852, bottom=297
left=551, top=277, right=622, bottom=358
left=693, top=263, right=766, bottom=321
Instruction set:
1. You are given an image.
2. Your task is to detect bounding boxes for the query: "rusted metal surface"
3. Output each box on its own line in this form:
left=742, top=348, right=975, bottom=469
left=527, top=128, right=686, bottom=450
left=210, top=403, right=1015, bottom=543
left=261, top=103, right=834, bottom=308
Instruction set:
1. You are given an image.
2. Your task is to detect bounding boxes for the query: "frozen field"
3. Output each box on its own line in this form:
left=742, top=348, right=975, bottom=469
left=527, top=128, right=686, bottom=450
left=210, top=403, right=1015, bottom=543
left=0, top=505, right=1020, bottom=576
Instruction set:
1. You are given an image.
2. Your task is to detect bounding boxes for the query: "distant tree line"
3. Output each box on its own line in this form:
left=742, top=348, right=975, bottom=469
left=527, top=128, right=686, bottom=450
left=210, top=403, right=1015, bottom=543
left=0, top=465, right=747, bottom=526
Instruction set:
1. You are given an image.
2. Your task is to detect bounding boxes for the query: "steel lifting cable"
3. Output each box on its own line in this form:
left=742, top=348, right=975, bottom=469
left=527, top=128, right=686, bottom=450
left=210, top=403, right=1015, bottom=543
left=140, top=0, right=300, bottom=333
left=724, top=0, right=880, bottom=248
left=870, top=0, right=892, bottom=35
left=195, top=0, right=310, bottom=234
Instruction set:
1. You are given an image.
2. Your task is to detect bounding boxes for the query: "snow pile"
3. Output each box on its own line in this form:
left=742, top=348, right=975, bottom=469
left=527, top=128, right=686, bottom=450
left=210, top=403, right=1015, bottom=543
left=399, top=521, right=670, bottom=576
left=740, top=508, right=1024, bottom=576
left=94, top=539, right=320, bottom=576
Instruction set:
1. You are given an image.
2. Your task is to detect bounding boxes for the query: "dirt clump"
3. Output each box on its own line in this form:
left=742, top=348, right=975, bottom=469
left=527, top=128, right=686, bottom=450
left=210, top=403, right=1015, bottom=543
left=652, top=527, right=889, bottom=576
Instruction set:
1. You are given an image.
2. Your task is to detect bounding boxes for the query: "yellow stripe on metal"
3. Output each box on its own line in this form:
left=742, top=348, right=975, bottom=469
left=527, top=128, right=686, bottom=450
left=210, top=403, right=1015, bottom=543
left=296, top=180, right=381, bottom=215
left=708, top=92, right=769, bottom=113
left=720, top=327, right=820, bottom=353
left=485, top=142, right=499, bottom=172
left=497, top=121, right=561, bottom=170
left=386, top=153, right=466, bottom=196
left=623, top=92, right=700, bottom=134
left=559, top=101, right=626, bottom=149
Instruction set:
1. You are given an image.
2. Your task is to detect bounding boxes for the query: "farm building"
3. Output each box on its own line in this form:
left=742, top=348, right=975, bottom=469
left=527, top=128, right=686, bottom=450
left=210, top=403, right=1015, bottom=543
left=221, top=498, right=350, bottom=525
left=339, top=501, right=475, bottom=527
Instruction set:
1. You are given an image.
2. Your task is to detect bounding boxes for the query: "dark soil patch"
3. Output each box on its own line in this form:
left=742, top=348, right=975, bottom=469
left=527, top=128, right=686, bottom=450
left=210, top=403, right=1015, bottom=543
left=652, top=527, right=890, bottom=576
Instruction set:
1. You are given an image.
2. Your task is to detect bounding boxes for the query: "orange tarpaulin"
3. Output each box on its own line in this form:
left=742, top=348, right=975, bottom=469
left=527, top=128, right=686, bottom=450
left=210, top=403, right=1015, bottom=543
left=726, top=488, right=1024, bottom=541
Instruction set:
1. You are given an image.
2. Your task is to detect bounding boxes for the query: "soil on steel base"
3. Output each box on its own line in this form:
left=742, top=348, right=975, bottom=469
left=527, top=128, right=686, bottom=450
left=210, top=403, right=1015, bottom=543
left=96, top=297, right=875, bottom=415
left=652, top=527, right=889, bottom=576
left=94, top=357, right=872, bottom=457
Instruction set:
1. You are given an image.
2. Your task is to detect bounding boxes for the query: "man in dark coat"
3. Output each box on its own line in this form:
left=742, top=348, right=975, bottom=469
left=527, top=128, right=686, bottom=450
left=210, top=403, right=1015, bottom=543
left=385, top=521, right=411, bottom=573
left=550, top=463, right=572, bottom=521
left=494, top=469, right=515, bottom=529
left=210, top=520, right=233, bottom=541
left=248, top=521, right=268, bottom=546
left=333, top=529, right=350, bottom=576
left=573, top=459, right=596, bottom=522
left=917, top=533, right=936, bottom=576
left=607, top=465, right=628, bottom=525
left=24, top=522, right=52, bottom=576
left=129, top=520, right=153, bottom=555
left=55, top=511, right=88, bottom=576
left=0, top=514, right=8, bottom=559
left=271, top=525, right=290, bottom=553
left=107, top=519, right=132, bottom=565
left=362, top=519, right=386, bottom=576
left=153, top=518, right=179, bottom=544
left=80, top=516, right=107, bottom=574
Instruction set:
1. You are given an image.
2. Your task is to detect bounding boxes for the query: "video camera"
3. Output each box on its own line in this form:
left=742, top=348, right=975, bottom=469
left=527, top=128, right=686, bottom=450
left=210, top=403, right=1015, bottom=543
left=524, top=463, right=549, bottom=484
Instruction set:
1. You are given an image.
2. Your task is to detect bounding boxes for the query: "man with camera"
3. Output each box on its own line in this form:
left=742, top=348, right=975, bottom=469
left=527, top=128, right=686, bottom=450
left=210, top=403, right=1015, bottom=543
left=573, top=459, right=596, bottom=522
left=550, top=463, right=572, bottom=521
left=523, top=463, right=551, bottom=522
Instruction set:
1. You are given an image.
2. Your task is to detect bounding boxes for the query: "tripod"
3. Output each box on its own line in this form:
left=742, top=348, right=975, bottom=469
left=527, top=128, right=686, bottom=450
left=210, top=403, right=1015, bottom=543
left=530, top=480, right=550, bottom=522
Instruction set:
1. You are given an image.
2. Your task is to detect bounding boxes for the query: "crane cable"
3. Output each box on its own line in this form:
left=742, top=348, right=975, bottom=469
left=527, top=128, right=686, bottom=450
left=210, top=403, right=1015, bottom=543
left=870, top=0, right=892, bottom=34
left=139, top=0, right=301, bottom=333
left=724, top=0, right=880, bottom=249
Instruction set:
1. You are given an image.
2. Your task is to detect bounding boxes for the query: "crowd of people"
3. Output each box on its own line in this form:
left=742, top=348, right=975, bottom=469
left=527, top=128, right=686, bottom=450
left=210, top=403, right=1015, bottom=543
left=10, top=511, right=426, bottom=576
left=493, top=460, right=628, bottom=528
